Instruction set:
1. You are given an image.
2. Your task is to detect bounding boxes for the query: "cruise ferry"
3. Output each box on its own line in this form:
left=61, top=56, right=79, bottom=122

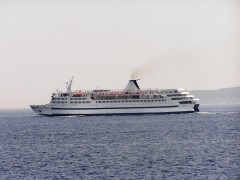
left=30, top=77, right=200, bottom=116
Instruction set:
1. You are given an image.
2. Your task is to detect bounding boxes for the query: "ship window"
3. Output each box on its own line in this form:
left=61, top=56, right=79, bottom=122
left=179, top=101, right=192, bottom=104
left=171, top=97, right=187, bottom=100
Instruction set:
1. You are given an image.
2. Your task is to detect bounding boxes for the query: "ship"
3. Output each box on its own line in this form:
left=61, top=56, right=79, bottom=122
left=30, top=77, right=200, bottom=116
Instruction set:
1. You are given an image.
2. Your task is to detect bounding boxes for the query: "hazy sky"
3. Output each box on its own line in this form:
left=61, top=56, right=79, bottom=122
left=0, top=0, right=240, bottom=108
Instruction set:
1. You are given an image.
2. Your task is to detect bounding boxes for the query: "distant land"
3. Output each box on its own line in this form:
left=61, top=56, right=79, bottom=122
left=191, top=87, right=240, bottom=105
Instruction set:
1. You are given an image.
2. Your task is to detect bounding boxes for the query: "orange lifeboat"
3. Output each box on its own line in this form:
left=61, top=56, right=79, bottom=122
left=73, top=91, right=84, bottom=97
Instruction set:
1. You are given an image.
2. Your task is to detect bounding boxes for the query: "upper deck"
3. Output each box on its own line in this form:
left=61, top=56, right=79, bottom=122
left=49, top=77, right=199, bottom=106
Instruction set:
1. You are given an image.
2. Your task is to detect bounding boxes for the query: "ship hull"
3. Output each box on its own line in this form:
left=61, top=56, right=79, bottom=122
left=30, top=104, right=198, bottom=116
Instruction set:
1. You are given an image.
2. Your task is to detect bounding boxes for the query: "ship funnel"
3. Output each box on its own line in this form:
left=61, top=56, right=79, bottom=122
left=124, top=79, right=140, bottom=91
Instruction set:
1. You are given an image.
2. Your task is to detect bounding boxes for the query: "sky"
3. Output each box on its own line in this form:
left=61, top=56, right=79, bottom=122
left=0, top=0, right=239, bottom=108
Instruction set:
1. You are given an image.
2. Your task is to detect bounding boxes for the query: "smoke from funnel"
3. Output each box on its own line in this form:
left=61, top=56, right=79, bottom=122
left=130, top=61, right=159, bottom=80
left=130, top=68, right=143, bottom=80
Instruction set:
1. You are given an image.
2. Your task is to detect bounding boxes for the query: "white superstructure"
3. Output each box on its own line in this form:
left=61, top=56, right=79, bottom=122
left=30, top=77, right=200, bottom=116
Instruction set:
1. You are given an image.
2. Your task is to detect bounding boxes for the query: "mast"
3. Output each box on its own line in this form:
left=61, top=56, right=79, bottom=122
left=66, top=76, right=74, bottom=93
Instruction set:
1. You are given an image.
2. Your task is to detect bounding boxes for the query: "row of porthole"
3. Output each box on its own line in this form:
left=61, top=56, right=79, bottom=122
left=52, top=100, right=171, bottom=104
left=50, top=102, right=174, bottom=107
left=52, top=98, right=67, bottom=100
left=96, top=100, right=169, bottom=103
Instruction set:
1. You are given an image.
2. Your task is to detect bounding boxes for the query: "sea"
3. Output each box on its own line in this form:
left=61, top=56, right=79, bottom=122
left=0, top=105, right=239, bottom=179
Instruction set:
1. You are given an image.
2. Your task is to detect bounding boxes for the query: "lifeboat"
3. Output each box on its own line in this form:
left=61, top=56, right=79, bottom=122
left=73, top=91, right=84, bottom=97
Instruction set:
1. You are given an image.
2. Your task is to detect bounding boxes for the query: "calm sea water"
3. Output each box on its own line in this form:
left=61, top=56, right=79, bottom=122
left=0, top=105, right=239, bottom=179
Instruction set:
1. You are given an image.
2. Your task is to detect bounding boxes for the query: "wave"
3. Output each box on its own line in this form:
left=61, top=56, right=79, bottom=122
left=0, top=114, right=36, bottom=118
left=197, top=112, right=217, bottom=115
left=217, top=112, right=239, bottom=115
left=197, top=111, right=239, bottom=115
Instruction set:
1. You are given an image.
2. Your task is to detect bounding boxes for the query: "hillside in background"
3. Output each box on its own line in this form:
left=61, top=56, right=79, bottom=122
left=191, top=87, right=240, bottom=105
